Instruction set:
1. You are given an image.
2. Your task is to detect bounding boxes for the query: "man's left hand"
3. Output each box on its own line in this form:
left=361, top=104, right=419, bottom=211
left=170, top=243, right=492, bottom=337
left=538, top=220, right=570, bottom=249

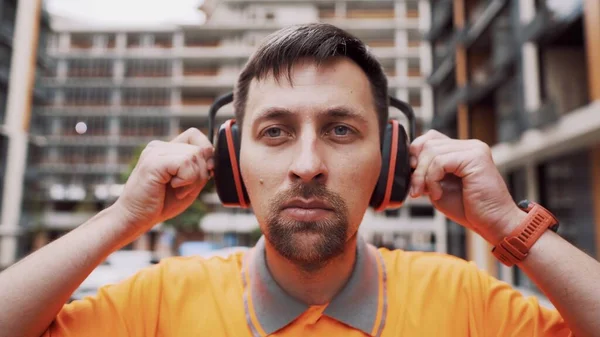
left=408, top=130, right=524, bottom=245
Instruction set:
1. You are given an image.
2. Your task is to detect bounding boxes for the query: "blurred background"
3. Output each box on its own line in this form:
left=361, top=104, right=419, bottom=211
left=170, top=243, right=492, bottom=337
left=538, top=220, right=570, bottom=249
left=0, top=0, right=598, bottom=305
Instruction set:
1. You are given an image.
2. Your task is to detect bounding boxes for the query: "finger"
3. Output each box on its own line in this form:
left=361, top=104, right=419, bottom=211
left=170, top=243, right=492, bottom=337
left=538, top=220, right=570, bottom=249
left=172, top=127, right=212, bottom=148
left=410, top=141, right=457, bottom=197
left=176, top=180, right=204, bottom=201
left=424, top=151, right=468, bottom=201
left=409, top=129, right=450, bottom=157
left=175, top=183, right=197, bottom=199
left=170, top=151, right=205, bottom=188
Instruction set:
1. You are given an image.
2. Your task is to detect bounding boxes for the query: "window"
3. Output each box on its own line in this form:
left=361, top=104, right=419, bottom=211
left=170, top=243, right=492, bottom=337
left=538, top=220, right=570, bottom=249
left=538, top=151, right=596, bottom=257
left=68, top=59, right=113, bottom=77
left=1, top=2, right=16, bottom=36
left=120, top=116, right=170, bottom=137
left=122, top=88, right=170, bottom=106
left=63, top=87, right=111, bottom=106
left=406, top=1, right=419, bottom=18
left=70, top=34, right=93, bottom=49
left=446, top=219, right=466, bottom=260
left=125, top=59, right=171, bottom=78
left=408, top=90, right=422, bottom=107
left=409, top=205, right=435, bottom=217
left=0, top=136, right=8, bottom=204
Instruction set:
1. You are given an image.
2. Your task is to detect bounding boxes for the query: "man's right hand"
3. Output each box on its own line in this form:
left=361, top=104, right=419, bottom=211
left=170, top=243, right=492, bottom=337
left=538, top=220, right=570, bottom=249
left=114, top=127, right=215, bottom=233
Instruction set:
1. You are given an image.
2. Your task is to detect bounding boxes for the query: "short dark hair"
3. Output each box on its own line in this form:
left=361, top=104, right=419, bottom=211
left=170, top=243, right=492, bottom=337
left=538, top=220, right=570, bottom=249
left=233, top=23, right=389, bottom=138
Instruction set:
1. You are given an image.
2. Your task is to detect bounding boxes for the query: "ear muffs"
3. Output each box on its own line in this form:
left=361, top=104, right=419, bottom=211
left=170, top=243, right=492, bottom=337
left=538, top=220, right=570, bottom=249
left=369, top=120, right=411, bottom=211
left=213, top=119, right=250, bottom=208
left=208, top=93, right=416, bottom=211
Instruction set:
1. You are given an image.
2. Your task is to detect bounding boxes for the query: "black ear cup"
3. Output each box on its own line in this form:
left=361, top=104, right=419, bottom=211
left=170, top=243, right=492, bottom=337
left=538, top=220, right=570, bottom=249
left=213, top=119, right=250, bottom=208
left=370, top=120, right=411, bottom=211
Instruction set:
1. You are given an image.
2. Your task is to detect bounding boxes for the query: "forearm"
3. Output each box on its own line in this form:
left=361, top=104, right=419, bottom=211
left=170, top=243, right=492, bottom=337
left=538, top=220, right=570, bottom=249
left=0, top=204, right=139, bottom=337
left=519, top=227, right=600, bottom=337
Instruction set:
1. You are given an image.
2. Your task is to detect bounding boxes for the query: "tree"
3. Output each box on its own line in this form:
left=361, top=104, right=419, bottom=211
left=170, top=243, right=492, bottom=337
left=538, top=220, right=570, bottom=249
left=120, top=145, right=213, bottom=232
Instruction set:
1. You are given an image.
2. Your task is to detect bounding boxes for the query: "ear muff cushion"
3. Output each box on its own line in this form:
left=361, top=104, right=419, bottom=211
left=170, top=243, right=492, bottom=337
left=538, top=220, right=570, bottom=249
left=370, top=120, right=411, bottom=211
left=388, top=124, right=411, bottom=208
left=213, top=120, right=250, bottom=208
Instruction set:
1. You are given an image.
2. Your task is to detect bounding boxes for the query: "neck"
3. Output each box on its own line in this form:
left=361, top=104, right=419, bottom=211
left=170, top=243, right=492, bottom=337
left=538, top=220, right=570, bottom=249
left=264, top=234, right=358, bottom=306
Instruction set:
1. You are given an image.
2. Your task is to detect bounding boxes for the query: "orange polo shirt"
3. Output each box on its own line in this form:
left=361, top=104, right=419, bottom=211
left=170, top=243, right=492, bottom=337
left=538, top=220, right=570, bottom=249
left=44, top=236, right=572, bottom=336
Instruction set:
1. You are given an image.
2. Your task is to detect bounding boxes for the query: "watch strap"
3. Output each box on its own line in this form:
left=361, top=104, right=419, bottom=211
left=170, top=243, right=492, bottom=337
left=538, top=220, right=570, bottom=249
left=492, top=200, right=559, bottom=267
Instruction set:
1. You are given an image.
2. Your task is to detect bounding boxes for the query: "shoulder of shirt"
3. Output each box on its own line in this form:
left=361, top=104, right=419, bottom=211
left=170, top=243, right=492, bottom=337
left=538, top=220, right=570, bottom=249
left=149, top=251, right=246, bottom=281
left=377, top=247, right=480, bottom=275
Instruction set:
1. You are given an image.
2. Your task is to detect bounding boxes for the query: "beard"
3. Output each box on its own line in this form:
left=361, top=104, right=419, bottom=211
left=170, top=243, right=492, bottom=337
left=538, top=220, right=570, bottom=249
left=265, top=181, right=349, bottom=271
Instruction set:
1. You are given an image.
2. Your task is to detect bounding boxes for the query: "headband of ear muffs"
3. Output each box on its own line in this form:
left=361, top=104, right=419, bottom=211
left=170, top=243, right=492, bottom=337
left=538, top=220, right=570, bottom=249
left=207, top=92, right=416, bottom=212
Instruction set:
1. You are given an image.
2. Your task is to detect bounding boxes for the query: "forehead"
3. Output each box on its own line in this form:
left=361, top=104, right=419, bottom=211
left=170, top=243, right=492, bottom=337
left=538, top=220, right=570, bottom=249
left=244, top=57, right=376, bottom=123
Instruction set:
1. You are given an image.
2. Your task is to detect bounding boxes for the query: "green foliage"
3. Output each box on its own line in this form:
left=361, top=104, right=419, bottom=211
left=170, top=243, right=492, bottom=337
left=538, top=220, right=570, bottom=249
left=120, top=145, right=213, bottom=232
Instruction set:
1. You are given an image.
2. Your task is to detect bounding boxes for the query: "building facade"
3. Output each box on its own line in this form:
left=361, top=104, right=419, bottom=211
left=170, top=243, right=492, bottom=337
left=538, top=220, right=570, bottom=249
left=0, top=0, right=52, bottom=268
left=426, top=0, right=600, bottom=299
left=7, top=0, right=443, bottom=264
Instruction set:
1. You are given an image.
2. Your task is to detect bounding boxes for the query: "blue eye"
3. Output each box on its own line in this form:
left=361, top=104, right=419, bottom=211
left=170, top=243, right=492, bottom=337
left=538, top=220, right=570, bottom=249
left=266, top=128, right=282, bottom=137
left=333, top=125, right=350, bottom=136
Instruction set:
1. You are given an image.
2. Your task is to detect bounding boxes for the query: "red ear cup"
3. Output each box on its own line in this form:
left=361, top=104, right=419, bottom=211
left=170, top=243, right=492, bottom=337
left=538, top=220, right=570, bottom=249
left=370, top=120, right=411, bottom=211
left=213, top=119, right=250, bottom=208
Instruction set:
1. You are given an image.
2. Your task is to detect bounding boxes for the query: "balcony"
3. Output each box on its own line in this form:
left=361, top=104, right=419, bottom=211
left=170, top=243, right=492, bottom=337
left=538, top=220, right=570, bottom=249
left=177, top=75, right=237, bottom=89
left=39, top=211, right=97, bottom=229
left=424, top=0, right=453, bottom=41
left=387, top=76, right=424, bottom=89
left=464, top=51, right=518, bottom=105
left=36, top=162, right=128, bottom=174
left=521, top=0, right=584, bottom=45
left=175, top=103, right=235, bottom=118
left=458, top=0, right=509, bottom=48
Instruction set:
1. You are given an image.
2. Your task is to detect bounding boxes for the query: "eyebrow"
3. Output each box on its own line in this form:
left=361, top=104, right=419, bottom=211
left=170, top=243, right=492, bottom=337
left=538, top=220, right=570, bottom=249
left=252, top=106, right=369, bottom=126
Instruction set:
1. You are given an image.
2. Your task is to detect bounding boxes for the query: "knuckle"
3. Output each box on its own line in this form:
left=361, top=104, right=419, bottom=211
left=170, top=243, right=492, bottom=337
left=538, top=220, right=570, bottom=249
left=147, top=140, right=163, bottom=148
left=471, top=139, right=490, bottom=154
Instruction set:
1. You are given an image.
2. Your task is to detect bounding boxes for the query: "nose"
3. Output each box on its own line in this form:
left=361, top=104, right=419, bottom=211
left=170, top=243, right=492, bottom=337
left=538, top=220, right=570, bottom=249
left=288, top=130, right=328, bottom=184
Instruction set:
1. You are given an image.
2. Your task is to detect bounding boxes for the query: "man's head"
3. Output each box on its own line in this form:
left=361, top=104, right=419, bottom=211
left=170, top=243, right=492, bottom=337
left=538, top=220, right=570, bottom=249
left=235, top=23, right=388, bottom=270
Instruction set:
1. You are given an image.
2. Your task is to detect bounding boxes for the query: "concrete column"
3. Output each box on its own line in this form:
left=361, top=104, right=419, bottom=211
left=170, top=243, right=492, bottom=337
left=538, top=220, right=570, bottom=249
left=58, top=32, right=70, bottom=53
left=171, top=87, right=181, bottom=107
left=115, top=33, right=126, bottom=56
left=418, top=0, right=434, bottom=129
left=56, top=59, right=67, bottom=82
left=334, top=1, right=346, bottom=18
left=113, top=59, right=125, bottom=82
left=133, top=233, right=151, bottom=251
left=434, top=210, right=447, bottom=254
left=520, top=0, right=541, bottom=114
left=394, top=1, right=406, bottom=19
left=0, top=0, right=42, bottom=267
left=172, top=59, right=183, bottom=82
left=111, top=88, right=121, bottom=107
left=173, top=31, right=184, bottom=49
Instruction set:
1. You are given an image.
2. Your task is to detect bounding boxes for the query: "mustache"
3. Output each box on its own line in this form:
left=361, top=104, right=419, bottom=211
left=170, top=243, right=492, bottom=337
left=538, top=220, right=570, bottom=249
left=271, top=182, right=341, bottom=209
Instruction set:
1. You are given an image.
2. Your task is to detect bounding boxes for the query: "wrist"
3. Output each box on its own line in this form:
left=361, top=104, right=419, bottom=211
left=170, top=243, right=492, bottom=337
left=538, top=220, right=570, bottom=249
left=103, top=203, right=149, bottom=244
left=489, top=206, right=528, bottom=246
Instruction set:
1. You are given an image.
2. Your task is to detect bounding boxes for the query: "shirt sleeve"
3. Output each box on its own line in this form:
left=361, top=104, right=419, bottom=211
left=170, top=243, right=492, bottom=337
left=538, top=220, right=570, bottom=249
left=42, top=262, right=164, bottom=337
left=472, top=264, right=573, bottom=337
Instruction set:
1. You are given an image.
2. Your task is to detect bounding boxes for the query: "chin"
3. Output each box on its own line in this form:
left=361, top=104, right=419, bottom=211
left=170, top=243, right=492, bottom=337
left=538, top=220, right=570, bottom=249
left=266, top=219, right=348, bottom=270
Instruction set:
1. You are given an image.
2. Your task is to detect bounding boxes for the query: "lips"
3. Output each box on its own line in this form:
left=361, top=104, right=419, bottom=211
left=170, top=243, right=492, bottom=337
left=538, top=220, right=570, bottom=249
left=280, top=199, right=334, bottom=222
left=282, top=198, right=333, bottom=210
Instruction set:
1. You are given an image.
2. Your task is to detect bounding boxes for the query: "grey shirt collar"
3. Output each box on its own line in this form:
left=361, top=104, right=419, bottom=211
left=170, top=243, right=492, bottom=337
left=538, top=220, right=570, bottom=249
left=243, top=235, right=388, bottom=336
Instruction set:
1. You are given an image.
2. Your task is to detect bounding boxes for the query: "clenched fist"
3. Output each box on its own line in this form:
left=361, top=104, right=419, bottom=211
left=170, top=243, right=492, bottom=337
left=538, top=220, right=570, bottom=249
left=114, top=128, right=215, bottom=233
left=409, top=130, right=522, bottom=245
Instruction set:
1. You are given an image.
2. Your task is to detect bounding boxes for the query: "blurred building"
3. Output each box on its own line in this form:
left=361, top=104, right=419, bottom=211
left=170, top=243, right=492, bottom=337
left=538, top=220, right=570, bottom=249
left=0, top=0, right=52, bottom=268
left=426, top=0, right=600, bottom=300
left=12, top=0, right=443, bottom=264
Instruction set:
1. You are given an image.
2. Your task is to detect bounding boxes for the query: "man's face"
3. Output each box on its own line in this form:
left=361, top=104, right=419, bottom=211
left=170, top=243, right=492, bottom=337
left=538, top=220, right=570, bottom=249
left=239, top=57, right=382, bottom=269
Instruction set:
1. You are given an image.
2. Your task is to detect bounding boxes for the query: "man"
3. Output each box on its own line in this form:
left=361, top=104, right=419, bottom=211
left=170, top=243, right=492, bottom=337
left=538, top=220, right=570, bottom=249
left=0, top=23, right=599, bottom=337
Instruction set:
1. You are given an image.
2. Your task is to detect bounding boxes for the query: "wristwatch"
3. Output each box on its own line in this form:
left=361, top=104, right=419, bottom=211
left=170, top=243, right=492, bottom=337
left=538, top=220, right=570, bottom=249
left=492, top=200, right=559, bottom=267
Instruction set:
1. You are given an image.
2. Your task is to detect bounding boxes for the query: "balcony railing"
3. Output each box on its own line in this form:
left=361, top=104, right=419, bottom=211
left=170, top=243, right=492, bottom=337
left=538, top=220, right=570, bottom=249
left=347, top=9, right=395, bottom=19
